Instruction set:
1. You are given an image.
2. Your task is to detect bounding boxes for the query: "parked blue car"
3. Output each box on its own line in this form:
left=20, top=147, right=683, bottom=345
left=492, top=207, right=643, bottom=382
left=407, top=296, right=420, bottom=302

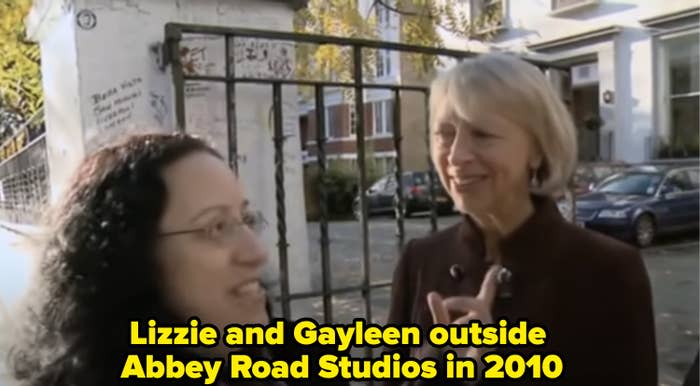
left=575, top=165, right=699, bottom=247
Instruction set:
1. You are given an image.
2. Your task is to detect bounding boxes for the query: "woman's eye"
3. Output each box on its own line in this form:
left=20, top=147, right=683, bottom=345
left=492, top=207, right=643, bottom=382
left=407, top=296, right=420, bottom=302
left=242, top=211, right=267, bottom=232
left=473, top=130, right=493, bottom=139
left=205, top=220, right=228, bottom=238
left=434, top=129, right=455, bottom=145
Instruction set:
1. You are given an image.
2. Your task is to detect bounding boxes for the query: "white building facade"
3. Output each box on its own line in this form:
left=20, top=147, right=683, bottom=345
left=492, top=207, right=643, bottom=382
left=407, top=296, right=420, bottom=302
left=443, top=0, right=699, bottom=163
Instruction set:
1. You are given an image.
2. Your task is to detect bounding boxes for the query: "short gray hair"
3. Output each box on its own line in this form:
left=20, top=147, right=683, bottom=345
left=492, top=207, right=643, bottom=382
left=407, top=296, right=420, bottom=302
left=429, top=53, right=578, bottom=196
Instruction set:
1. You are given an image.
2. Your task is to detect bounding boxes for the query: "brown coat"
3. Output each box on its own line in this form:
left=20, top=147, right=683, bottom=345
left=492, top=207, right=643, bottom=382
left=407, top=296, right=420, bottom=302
left=387, top=195, right=658, bottom=385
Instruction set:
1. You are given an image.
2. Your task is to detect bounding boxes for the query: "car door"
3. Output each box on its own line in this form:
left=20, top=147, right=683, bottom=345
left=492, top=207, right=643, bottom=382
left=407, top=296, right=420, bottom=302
left=679, top=168, right=700, bottom=228
left=378, top=175, right=398, bottom=211
left=366, top=176, right=388, bottom=213
left=657, top=170, right=693, bottom=230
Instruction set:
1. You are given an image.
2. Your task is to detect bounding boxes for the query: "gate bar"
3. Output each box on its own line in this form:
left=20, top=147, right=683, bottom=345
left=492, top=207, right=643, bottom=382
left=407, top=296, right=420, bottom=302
left=272, top=82, right=291, bottom=319
left=164, top=23, right=566, bottom=71
left=274, top=281, right=393, bottom=302
left=180, top=75, right=430, bottom=92
left=224, top=36, right=238, bottom=173
left=392, top=89, right=405, bottom=247
left=314, top=85, right=333, bottom=324
left=352, top=44, right=373, bottom=346
left=166, top=23, right=478, bottom=59
left=165, top=27, right=186, bottom=131
left=424, top=91, right=438, bottom=233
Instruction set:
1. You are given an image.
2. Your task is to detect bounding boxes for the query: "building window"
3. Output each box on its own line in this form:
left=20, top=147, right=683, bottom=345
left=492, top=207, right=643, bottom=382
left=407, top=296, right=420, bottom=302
left=373, top=100, right=394, bottom=135
left=375, top=1, right=391, bottom=26
left=660, top=33, right=699, bottom=158
left=324, top=106, right=343, bottom=139
left=376, top=49, right=391, bottom=77
left=349, top=108, right=356, bottom=136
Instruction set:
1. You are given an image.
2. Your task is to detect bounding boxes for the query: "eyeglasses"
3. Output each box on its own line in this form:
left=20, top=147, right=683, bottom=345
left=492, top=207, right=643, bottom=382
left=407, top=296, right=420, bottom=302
left=158, top=211, right=268, bottom=245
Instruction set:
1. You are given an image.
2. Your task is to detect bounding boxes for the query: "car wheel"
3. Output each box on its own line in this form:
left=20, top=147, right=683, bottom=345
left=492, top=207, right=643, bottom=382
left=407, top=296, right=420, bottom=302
left=634, top=214, right=655, bottom=247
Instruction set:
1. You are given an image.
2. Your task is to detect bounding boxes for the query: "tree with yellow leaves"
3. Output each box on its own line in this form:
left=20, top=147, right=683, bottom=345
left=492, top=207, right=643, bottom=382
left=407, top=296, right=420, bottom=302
left=0, top=0, right=42, bottom=134
left=294, top=0, right=503, bottom=83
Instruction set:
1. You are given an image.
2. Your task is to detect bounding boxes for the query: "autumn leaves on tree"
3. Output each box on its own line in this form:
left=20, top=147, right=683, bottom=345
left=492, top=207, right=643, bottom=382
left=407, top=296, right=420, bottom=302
left=293, top=0, right=504, bottom=83
left=0, top=0, right=42, bottom=135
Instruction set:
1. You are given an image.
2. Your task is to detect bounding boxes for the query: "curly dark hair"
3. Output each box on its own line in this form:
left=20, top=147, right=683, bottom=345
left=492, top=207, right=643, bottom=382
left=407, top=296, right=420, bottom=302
left=7, top=133, right=223, bottom=386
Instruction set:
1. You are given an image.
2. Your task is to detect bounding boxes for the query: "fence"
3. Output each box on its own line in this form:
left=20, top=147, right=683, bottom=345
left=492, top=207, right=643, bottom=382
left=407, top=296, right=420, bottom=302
left=161, top=24, right=566, bottom=348
left=0, top=134, right=49, bottom=225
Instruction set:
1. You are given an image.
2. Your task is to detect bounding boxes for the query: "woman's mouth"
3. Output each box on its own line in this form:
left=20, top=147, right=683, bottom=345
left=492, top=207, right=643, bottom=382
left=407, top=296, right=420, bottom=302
left=452, top=176, right=487, bottom=191
left=231, top=280, right=265, bottom=297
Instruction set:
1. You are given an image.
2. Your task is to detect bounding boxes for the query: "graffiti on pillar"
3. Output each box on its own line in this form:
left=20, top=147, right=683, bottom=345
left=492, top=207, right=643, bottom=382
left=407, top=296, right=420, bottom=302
left=90, top=76, right=143, bottom=131
left=76, top=9, right=97, bottom=30
left=232, top=38, right=294, bottom=79
left=149, top=91, right=168, bottom=126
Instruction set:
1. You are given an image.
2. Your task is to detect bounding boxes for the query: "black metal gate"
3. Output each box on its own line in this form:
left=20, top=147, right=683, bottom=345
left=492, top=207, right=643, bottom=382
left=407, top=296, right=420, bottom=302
left=161, top=24, right=560, bottom=335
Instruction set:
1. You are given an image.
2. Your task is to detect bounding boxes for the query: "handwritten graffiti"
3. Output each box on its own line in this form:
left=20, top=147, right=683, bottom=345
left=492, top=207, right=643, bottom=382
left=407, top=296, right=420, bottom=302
left=149, top=92, right=168, bottom=126
left=76, top=9, right=97, bottom=30
left=184, top=83, right=212, bottom=99
left=90, top=76, right=143, bottom=131
left=233, top=38, right=294, bottom=79
left=179, top=46, right=209, bottom=75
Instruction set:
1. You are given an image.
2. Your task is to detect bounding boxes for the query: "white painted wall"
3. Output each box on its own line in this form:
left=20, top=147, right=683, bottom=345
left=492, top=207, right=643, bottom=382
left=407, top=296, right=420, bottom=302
left=27, top=1, right=84, bottom=204
left=28, top=0, right=311, bottom=298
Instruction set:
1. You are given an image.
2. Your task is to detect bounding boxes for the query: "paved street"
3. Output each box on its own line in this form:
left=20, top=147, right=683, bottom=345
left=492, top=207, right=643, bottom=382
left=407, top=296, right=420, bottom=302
left=303, top=213, right=699, bottom=386
left=0, top=217, right=697, bottom=385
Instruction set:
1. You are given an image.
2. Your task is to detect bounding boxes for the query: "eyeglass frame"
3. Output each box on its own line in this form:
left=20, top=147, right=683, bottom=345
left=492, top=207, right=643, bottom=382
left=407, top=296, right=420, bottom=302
left=156, top=211, right=268, bottom=242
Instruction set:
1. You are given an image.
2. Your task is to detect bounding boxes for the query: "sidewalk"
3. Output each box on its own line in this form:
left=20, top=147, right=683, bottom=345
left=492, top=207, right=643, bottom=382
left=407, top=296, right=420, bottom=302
left=0, top=222, right=38, bottom=386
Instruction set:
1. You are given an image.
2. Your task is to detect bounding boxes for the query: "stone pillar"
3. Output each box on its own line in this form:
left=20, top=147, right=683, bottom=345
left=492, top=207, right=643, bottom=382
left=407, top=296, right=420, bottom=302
left=27, top=0, right=312, bottom=297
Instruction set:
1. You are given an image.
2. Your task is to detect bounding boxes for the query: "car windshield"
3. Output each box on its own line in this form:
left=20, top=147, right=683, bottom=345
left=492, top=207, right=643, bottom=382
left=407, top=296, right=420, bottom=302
left=370, top=177, right=387, bottom=191
left=596, top=173, right=662, bottom=195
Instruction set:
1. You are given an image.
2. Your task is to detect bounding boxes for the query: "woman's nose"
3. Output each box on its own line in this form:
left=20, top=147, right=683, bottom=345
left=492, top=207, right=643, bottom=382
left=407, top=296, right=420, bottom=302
left=447, top=132, right=476, bottom=165
left=235, top=228, right=269, bottom=267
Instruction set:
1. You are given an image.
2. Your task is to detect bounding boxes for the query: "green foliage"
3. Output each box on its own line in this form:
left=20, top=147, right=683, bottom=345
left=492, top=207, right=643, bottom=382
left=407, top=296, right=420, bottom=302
left=0, top=0, right=42, bottom=124
left=319, top=165, right=358, bottom=217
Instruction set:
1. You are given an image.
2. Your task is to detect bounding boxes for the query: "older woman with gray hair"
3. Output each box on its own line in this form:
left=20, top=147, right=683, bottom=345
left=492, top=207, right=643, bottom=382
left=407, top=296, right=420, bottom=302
left=386, top=53, right=657, bottom=385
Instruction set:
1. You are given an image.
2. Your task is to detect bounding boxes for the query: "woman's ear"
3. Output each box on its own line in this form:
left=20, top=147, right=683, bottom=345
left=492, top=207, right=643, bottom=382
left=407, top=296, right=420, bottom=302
left=528, top=143, right=544, bottom=170
left=529, top=156, right=542, bottom=171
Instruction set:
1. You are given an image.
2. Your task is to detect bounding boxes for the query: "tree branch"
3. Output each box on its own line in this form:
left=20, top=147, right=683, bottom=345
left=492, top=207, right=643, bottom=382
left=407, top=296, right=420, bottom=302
left=374, top=0, right=469, bottom=39
left=376, top=0, right=419, bottom=17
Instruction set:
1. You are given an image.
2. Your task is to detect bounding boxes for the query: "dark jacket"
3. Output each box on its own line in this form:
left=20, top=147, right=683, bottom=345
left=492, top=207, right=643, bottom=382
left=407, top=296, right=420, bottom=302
left=387, top=194, right=658, bottom=385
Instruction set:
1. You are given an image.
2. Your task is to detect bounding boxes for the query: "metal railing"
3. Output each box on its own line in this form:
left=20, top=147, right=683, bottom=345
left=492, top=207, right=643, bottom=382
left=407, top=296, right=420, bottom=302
left=161, top=25, right=563, bottom=354
left=0, top=134, right=49, bottom=225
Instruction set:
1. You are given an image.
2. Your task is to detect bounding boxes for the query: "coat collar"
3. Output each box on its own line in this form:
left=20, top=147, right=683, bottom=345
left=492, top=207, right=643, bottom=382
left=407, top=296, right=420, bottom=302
left=457, top=194, right=565, bottom=271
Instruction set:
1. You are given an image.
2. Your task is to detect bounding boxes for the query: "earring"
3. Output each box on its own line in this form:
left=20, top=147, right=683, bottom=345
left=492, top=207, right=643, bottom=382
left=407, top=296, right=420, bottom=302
left=529, top=166, right=541, bottom=188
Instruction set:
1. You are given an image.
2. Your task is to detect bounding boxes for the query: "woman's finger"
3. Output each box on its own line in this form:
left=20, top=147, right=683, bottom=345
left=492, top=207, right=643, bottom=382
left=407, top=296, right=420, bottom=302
left=477, top=264, right=502, bottom=304
left=452, top=312, right=479, bottom=325
left=427, top=291, right=450, bottom=325
left=442, top=296, right=480, bottom=314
